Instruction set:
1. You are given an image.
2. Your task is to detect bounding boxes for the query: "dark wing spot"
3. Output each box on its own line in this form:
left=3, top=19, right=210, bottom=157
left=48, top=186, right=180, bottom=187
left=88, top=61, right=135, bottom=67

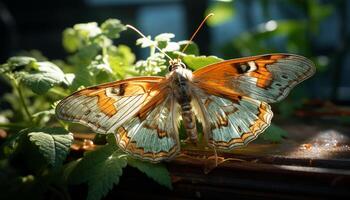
left=84, top=109, right=91, bottom=115
left=275, top=83, right=282, bottom=87
left=119, top=83, right=127, bottom=95
left=235, top=63, right=250, bottom=74
left=111, top=87, right=120, bottom=95
left=281, top=74, right=289, bottom=79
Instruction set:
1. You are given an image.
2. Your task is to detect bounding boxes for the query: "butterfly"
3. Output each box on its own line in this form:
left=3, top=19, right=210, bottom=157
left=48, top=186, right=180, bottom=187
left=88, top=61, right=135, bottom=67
left=56, top=52, right=315, bottom=162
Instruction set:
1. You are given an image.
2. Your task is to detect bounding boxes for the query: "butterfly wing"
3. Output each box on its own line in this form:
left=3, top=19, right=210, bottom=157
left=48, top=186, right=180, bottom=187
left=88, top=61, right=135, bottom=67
left=192, top=54, right=315, bottom=103
left=192, top=90, right=272, bottom=149
left=116, top=94, right=181, bottom=162
left=191, top=54, right=314, bottom=149
left=56, top=76, right=181, bottom=162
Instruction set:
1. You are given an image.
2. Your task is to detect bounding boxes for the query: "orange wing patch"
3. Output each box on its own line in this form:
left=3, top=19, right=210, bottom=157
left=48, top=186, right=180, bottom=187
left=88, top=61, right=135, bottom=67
left=71, top=77, right=165, bottom=117
left=192, top=54, right=314, bottom=103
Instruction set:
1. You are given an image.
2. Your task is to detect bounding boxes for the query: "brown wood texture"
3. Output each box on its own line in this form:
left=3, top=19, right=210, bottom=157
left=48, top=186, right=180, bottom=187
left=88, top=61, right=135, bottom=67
left=71, top=117, right=350, bottom=199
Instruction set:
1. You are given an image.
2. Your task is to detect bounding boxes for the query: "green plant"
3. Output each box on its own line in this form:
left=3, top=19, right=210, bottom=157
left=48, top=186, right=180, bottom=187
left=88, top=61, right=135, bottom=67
left=0, top=17, right=286, bottom=199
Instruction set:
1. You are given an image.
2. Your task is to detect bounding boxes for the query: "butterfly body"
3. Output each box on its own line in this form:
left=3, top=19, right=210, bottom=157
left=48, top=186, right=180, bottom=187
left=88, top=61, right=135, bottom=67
left=167, top=61, right=198, bottom=143
left=56, top=54, right=315, bottom=162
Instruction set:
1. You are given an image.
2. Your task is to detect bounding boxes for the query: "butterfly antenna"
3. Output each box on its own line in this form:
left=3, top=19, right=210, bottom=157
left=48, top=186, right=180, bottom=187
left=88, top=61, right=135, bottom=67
left=126, top=24, right=174, bottom=61
left=179, top=13, right=214, bottom=58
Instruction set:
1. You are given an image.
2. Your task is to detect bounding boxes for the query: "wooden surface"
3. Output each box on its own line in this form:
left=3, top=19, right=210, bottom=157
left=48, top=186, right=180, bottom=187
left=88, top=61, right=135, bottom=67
left=72, top=117, right=350, bottom=199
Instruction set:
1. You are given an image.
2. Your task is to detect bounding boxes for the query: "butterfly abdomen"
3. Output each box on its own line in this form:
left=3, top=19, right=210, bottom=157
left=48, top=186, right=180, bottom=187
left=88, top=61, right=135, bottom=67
left=181, top=103, right=198, bottom=143
left=172, top=67, right=198, bottom=143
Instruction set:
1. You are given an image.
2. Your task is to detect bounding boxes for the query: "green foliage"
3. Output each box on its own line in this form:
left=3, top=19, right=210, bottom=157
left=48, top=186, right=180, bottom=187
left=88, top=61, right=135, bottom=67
left=261, top=123, right=288, bottom=142
left=128, top=158, right=172, bottom=189
left=206, top=1, right=235, bottom=26
left=0, top=18, right=182, bottom=199
left=27, top=127, right=73, bottom=167
left=20, top=61, right=72, bottom=94
left=68, top=142, right=127, bottom=200
left=66, top=134, right=172, bottom=199
left=183, top=55, right=223, bottom=70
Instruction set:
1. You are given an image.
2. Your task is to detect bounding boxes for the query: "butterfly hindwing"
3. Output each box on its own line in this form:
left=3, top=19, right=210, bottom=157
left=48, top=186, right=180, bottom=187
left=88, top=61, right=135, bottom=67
left=192, top=54, right=315, bottom=103
left=192, top=89, right=273, bottom=149
left=116, top=95, right=181, bottom=162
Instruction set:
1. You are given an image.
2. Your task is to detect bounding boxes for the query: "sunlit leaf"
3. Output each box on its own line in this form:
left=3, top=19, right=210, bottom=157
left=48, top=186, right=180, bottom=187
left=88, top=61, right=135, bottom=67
left=27, top=127, right=73, bottom=167
left=62, top=28, right=81, bottom=53
left=20, top=61, right=67, bottom=94
left=101, top=19, right=126, bottom=39
left=136, top=36, right=154, bottom=48
left=178, top=41, right=200, bottom=56
left=183, top=55, right=223, bottom=70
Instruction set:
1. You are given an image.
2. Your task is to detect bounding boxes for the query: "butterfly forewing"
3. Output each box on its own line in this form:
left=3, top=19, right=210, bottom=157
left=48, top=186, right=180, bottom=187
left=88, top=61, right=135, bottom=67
left=56, top=77, right=166, bottom=134
left=192, top=54, right=316, bottom=103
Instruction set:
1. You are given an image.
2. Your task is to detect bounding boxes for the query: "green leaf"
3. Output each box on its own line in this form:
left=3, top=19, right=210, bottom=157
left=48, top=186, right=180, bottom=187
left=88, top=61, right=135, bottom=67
left=87, top=151, right=127, bottom=200
left=128, top=158, right=172, bottom=189
left=206, top=2, right=235, bottom=26
left=62, top=28, right=81, bottom=53
left=20, top=61, right=67, bottom=94
left=101, top=19, right=126, bottom=39
left=68, top=145, right=116, bottom=184
left=178, top=41, right=200, bottom=56
left=155, top=33, right=175, bottom=42
left=1, top=56, right=37, bottom=74
left=27, top=127, right=73, bottom=167
left=74, top=22, right=102, bottom=39
left=261, top=123, right=288, bottom=142
left=183, top=55, right=223, bottom=70
left=7, top=56, right=37, bottom=68
left=69, top=143, right=127, bottom=200
left=136, top=36, right=154, bottom=48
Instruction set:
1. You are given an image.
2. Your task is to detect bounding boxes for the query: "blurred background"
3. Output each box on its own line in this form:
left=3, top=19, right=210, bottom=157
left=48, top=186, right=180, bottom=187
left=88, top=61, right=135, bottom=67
left=0, top=0, right=349, bottom=103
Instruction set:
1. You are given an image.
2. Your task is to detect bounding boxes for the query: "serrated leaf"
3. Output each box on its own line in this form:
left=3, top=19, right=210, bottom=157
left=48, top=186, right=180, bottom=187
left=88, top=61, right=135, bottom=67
left=68, top=143, right=127, bottom=200
left=27, top=127, right=73, bottom=167
left=101, top=19, right=126, bottom=39
left=183, top=55, right=223, bottom=70
left=261, top=123, right=288, bottom=142
left=128, top=158, right=172, bottom=189
left=87, top=151, right=127, bottom=200
left=20, top=61, right=66, bottom=94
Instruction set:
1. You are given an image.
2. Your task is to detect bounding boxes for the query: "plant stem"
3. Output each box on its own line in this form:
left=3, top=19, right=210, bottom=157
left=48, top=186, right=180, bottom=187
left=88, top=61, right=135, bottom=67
left=0, top=122, right=28, bottom=129
left=13, top=79, right=33, bottom=123
left=49, top=87, right=68, bottom=97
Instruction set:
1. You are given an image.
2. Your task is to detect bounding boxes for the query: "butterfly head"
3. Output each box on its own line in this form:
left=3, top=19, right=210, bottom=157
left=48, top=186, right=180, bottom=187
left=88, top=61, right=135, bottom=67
left=168, top=58, right=186, bottom=71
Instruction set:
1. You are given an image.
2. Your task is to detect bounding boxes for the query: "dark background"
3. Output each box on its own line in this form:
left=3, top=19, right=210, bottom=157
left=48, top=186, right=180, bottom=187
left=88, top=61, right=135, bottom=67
left=1, top=0, right=349, bottom=102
